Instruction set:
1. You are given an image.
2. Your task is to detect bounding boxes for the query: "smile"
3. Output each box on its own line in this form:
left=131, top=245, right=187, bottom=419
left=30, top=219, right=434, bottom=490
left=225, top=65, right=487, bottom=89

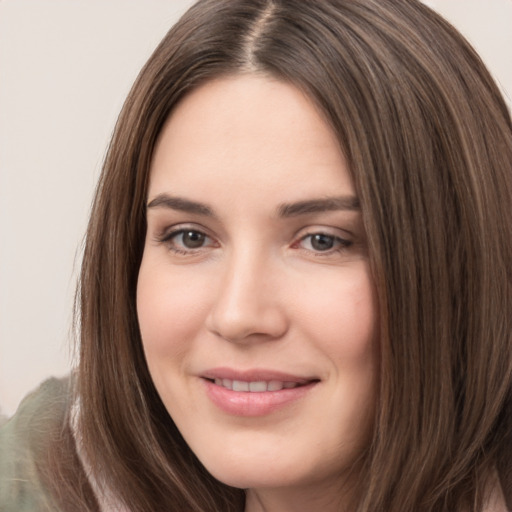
left=201, top=369, right=320, bottom=416
left=211, top=379, right=302, bottom=392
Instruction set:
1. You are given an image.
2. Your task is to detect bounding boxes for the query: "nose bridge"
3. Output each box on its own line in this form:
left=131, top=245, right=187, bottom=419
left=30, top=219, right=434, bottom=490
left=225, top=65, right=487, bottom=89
left=207, top=245, right=287, bottom=342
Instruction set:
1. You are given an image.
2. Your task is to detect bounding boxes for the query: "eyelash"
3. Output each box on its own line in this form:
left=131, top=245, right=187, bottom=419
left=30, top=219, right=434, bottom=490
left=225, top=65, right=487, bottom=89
left=293, top=232, right=353, bottom=256
left=157, top=227, right=217, bottom=255
left=157, top=227, right=353, bottom=257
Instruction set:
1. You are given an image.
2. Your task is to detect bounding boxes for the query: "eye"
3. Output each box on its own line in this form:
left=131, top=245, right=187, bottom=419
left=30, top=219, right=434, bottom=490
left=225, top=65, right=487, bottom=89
left=297, top=232, right=352, bottom=253
left=306, top=233, right=336, bottom=251
left=175, top=230, right=207, bottom=249
left=159, top=227, right=216, bottom=254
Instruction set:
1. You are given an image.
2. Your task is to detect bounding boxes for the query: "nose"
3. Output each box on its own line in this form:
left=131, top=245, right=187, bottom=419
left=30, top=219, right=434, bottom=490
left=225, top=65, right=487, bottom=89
left=205, top=250, right=289, bottom=343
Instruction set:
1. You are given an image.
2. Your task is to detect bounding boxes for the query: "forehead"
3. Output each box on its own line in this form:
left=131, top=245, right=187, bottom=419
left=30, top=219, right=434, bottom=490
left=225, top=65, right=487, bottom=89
left=148, top=75, right=354, bottom=205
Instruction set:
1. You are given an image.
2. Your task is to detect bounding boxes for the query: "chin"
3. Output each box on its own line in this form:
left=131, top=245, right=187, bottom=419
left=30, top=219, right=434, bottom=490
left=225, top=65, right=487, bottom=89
left=196, top=447, right=302, bottom=489
left=197, top=443, right=359, bottom=494
left=208, top=466, right=305, bottom=491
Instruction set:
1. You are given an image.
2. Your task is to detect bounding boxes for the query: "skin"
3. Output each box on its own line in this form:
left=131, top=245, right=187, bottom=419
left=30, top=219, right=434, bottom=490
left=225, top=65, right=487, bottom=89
left=137, top=75, right=379, bottom=512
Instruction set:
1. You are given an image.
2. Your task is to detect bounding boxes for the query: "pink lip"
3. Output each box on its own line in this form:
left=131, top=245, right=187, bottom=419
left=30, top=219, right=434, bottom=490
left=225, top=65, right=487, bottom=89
left=201, top=367, right=319, bottom=417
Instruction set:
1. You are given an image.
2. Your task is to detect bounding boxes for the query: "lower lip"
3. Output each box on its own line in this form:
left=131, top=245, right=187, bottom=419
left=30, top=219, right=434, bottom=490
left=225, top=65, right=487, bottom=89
left=202, top=379, right=318, bottom=417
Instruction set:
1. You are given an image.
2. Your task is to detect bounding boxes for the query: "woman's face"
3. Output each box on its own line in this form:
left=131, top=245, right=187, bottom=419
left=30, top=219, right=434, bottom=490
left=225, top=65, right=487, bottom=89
left=137, top=75, right=378, bottom=503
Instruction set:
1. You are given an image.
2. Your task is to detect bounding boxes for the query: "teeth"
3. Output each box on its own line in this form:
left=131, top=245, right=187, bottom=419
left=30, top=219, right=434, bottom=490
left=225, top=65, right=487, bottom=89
left=267, top=380, right=284, bottom=391
left=249, top=381, right=267, bottom=392
left=232, top=380, right=249, bottom=392
left=213, top=379, right=300, bottom=392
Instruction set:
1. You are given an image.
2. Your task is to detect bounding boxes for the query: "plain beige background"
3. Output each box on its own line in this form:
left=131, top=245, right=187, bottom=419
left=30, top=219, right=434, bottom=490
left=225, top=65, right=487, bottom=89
left=1, top=0, right=511, bottom=417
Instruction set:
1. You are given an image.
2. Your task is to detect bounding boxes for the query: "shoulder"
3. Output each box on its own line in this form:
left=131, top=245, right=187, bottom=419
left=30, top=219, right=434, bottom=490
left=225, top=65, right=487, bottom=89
left=0, top=377, right=72, bottom=511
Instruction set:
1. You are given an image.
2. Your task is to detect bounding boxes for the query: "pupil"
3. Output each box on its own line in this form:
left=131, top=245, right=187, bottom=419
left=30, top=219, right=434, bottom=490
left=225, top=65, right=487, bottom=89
left=311, top=234, right=334, bottom=251
left=183, top=231, right=205, bottom=248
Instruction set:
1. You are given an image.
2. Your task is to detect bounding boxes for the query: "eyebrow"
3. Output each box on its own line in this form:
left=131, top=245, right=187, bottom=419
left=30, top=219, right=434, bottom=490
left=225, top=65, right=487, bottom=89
left=146, top=193, right=360, bottom=218
left=277, top=196, right=360, bottom=217
left=147, top=194, right=214, bottom=216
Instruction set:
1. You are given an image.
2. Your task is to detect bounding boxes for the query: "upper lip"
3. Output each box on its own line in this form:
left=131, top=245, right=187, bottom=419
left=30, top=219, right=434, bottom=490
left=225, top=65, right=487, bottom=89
left=201, top=367, right=318, bottom=384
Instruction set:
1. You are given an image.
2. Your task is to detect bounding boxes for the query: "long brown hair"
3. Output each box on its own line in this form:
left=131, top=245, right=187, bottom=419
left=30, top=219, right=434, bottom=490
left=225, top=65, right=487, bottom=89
left=53, top=1, right=512, bottom=510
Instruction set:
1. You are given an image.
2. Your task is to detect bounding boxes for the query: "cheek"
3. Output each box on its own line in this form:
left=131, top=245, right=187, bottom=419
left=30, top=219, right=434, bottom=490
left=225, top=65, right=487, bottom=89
left=297, top=264, right=377, bottom=363
left=136, top=260, right=209, bottom=358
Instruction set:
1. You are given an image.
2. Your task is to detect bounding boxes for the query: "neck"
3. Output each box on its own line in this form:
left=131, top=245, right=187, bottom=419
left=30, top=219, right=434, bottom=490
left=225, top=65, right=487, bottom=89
left=244, top=471, right=360, bottom=512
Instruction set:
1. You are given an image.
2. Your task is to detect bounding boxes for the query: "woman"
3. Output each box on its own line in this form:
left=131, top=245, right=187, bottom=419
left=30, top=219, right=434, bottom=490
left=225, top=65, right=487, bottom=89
left=1, top=0, right=511, bottom=510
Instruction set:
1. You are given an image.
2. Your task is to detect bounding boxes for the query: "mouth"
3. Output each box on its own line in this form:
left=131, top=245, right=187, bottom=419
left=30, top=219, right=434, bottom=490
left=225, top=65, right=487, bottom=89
left=200, top=369, right=320, bottom=416
left=205, top=378, right=310, bottom=392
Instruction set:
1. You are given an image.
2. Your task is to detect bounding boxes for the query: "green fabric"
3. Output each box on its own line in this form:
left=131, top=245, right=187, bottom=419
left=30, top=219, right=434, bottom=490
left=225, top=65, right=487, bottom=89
left=0, top=378, right=70, bottom=512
